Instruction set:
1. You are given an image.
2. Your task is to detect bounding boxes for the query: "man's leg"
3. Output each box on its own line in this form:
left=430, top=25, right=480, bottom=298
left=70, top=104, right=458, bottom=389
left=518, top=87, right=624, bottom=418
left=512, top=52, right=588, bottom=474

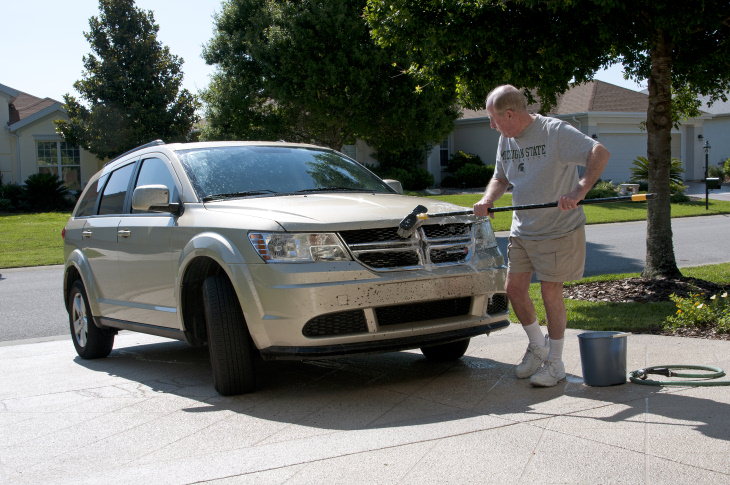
left=530, top=280, right=567, bottom=386
left=541, top=281, right=566, bottom=340
left=507, top=272, right=548, bottom=378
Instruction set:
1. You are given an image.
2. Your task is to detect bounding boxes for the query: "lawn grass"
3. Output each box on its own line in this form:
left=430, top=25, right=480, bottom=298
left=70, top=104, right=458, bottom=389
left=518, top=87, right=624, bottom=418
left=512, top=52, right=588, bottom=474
left=0, top=212, right=69, bottom=268
left=521, top=263, right=730, bottom=333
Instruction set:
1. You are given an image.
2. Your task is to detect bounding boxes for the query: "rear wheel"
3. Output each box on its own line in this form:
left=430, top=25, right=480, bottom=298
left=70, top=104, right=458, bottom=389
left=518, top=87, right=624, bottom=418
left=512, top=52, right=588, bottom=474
left=68, top=280, right=114, bottom=359
left=420, top=338, right=470, bottom=362
left=202, top=274, right=256, bottom=395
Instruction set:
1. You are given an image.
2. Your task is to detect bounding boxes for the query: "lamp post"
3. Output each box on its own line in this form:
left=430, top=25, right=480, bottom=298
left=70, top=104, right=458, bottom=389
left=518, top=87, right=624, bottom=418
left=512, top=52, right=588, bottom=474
left=704, top=139, right=711, bottom=210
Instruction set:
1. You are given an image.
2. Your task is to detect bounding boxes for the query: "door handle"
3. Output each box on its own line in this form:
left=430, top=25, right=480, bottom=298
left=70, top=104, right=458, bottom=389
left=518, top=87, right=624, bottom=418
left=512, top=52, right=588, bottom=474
left=81, top=230, right=93, bottom=239
left=117, top=229, right=131, bottom=238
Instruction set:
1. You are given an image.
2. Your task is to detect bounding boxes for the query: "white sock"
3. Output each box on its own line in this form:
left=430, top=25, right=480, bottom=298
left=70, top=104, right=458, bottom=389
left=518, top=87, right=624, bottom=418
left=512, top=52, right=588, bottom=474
left=522, top=321, right=545, bottom=346
left=547, top=337, right=564, bottom=362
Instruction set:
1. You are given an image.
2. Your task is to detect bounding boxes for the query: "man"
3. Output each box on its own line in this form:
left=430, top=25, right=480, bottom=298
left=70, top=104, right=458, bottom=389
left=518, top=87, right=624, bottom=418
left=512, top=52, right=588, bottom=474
left=474, top=85, right=610, bottom=387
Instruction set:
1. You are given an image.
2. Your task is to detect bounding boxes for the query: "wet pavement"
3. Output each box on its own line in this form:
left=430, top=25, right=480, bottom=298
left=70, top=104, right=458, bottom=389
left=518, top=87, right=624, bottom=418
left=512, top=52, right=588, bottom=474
left=2, top=325, right=729, bottom=484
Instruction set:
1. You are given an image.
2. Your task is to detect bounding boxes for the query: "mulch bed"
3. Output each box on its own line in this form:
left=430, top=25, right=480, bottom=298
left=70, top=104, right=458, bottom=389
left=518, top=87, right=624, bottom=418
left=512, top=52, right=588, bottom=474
left=563, top=276, right=730, bottom=340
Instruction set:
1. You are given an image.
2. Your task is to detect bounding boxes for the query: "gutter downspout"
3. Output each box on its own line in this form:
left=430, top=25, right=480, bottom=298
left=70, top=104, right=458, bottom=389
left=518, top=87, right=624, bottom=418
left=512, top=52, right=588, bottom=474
left=13, top=130, right=21, bottom=185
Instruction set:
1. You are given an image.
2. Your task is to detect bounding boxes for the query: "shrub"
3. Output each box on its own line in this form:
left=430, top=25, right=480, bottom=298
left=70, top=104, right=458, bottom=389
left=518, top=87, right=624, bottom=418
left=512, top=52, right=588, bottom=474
left=450, top=164, right=494, bottom=188
left=723, top=158, right=730, bottom=181
left=708, top=164, right=724, bottom=179
left=664, top=291, right=730, bottom=334
left=23, top=173, right=71, bottom=212
left=585, top=180, right=618, bottom=199
left=0, top=182, right=25, bottom=212
left=377, top=166, right=434, bottom=191
left=630, top=156, right=685, bottom=187
left=446, top=150, right=483, bottom=173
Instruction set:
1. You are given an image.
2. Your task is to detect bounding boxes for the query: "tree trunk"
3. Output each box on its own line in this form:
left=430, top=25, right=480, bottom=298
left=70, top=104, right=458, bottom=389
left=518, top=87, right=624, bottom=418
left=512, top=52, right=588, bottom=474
left=642, top=30, right=682, bottom=279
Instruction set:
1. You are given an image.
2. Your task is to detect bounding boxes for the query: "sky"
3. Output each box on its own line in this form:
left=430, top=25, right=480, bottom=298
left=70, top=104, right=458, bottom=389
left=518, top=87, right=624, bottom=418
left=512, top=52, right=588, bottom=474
left=2, top=1, right=647, bottom=103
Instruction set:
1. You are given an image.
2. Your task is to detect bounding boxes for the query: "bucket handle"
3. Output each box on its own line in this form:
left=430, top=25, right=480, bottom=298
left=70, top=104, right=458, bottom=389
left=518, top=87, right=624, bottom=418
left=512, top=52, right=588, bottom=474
left=611, top=332, right=632, bottom=338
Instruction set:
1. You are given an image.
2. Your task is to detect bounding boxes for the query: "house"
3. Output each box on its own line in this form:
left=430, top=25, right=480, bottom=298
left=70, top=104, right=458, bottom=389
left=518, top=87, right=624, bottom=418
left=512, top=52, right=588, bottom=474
left=1, top=83, right=100, bottom=192
left=698, top=94, right=730, bottom=173
left=423, top=80, right=713, bottom=186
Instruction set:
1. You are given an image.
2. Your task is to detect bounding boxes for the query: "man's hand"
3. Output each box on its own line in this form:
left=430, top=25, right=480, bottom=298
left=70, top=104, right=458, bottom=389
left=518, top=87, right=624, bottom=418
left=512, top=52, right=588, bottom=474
left=558, top=189, right=583, bottom=210
left=473, top=197, right=495, bottom=218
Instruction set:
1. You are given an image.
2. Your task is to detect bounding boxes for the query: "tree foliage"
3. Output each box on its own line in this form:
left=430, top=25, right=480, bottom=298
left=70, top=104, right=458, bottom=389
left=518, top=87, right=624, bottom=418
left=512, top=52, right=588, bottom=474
left=56, top=0, right=200, bottom=160
left=365, top=0, right=730, bottom=278
left=201, top=0, right=459, bottom=155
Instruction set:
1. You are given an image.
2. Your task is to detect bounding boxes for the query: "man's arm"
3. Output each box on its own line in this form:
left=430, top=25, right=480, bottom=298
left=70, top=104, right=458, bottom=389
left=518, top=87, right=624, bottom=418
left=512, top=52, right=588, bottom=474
left=559, top=143, right=610, bottom=210
left=474, top=176, right=510, bottom=218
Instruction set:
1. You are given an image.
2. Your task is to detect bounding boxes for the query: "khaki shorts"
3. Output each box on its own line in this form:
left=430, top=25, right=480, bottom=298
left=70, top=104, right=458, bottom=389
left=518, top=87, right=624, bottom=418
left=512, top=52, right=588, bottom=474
left=507, top=226, right=586, bottom=282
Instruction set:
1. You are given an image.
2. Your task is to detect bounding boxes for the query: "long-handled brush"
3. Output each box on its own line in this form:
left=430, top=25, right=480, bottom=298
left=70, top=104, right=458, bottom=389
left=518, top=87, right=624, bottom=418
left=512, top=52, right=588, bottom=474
left=396, top=193, right=655, bottom=238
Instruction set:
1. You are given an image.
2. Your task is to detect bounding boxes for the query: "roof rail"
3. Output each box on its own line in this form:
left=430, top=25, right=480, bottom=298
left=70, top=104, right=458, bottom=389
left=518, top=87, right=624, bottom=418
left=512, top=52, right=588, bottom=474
left=104, top=139, right=165, bottom=166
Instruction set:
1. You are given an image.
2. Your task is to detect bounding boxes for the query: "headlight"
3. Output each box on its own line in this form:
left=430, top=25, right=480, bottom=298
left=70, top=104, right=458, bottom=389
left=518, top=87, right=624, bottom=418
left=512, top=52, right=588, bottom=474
left=474, top=221, right=498, bottom=251
left=248, top=232, right=351, bottom=263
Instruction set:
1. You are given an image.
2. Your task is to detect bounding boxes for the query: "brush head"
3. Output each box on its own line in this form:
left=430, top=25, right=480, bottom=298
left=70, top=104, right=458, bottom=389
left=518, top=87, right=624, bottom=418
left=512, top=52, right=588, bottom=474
left=397, top=205, right=428, bottom=238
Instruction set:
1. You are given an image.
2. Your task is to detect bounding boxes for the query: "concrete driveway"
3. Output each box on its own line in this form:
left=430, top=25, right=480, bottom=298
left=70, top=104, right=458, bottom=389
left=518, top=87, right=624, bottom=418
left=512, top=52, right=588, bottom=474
left=1, top=325, right=729, bottom=484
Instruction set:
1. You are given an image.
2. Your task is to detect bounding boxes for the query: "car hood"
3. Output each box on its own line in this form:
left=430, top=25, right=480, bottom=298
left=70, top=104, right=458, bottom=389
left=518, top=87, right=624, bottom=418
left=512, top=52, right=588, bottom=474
left=203, top=193, right=476, bottom=231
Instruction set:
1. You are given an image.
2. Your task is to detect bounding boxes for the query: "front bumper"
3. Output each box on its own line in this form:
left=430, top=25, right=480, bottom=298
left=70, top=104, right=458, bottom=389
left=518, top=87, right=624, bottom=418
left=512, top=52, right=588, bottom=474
left=227, top=245, right=508, bottom=355
left=259, top=319, right=510, bottom=360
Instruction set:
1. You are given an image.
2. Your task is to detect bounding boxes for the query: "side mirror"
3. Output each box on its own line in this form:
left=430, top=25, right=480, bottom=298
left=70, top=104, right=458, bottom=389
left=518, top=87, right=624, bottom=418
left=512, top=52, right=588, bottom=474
left=132, top=184, right=181, bottom=215
left=383, top=179, right=403, bottom=194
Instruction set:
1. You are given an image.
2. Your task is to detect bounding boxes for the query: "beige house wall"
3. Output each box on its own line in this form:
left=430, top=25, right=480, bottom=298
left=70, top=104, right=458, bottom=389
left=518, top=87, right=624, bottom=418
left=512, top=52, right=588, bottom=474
left=0, top=93, right=14, bottom=183
left=3, top=109, right=101, bottom=190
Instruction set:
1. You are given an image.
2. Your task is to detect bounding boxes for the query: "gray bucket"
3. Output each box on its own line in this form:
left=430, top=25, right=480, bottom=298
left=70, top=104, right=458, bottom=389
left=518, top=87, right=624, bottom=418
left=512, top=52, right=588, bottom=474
left=578, top=331, right=629, bottom=386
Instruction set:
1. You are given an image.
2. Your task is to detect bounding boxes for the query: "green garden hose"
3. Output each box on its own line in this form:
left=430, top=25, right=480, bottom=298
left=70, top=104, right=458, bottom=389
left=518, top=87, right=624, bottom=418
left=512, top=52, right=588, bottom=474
left=629, top=365, right=730, bottom=386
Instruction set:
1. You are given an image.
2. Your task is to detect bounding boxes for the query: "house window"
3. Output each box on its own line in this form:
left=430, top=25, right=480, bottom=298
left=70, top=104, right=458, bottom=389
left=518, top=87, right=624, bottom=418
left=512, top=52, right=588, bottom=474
left=36, top=141, right=81, bottom=191
left=440, top=139, right=450, bottom=168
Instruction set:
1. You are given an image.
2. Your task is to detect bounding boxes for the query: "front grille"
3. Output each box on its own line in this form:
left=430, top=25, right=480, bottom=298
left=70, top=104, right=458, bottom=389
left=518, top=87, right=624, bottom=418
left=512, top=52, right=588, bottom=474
left=301, top=297, right=474, bottom=338
left=487, top=293, right=509, bottom=315
left=339, top=223, right=473, bottom=271
left=357, top=250, right=420, bottom=269
left=376, top=297, right=472, bottom=326
left=302, top=310, right=367, bottom=337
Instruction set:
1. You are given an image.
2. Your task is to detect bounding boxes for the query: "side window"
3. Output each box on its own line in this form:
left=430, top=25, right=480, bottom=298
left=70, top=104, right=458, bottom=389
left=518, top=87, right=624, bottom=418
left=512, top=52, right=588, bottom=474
left=132, top=157, right=180, bottom=213
left=74, top=175, right=107, bottom=217
left=98, top=163, right=135, bottom=215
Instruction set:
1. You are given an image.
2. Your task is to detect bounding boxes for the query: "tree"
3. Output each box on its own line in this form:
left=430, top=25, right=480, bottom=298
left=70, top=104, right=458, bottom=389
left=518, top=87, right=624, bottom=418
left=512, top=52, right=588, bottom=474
left=365, top=0, right=730, bottom=279
left=201, top=0, right=458, bottom=156
left=56, top=0, right=199, bottom=160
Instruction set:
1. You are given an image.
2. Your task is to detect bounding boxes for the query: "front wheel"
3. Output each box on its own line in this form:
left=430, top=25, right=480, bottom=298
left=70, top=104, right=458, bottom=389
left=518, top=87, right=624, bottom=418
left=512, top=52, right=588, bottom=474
left=420, top=338, right=470, bottom=362
left=68, top=280, right=114, bottom=359
left=202, top=274, right=256, bottom=396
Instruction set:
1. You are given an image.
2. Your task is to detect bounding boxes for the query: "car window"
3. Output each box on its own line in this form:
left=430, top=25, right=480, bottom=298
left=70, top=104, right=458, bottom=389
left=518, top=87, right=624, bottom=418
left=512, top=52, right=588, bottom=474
left=176, top=146, right=393, bottom=200
left=74, top=174, right=107, bottom=217
left=132, top=157, right=180, bottom=213
left=98, top=163, right=135, bottom=215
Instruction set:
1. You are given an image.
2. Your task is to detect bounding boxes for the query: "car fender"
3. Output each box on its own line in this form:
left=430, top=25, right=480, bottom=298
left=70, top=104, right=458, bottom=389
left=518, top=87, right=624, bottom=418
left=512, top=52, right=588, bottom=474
left=64, top=249, right=102, bottom=318
left=176, top=231, right=267, bottom=345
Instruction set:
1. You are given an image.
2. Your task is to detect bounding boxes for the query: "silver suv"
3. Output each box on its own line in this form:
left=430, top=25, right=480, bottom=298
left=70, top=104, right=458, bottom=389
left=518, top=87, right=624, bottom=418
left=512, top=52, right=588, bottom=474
left=63, top=140, right=508, bottom=395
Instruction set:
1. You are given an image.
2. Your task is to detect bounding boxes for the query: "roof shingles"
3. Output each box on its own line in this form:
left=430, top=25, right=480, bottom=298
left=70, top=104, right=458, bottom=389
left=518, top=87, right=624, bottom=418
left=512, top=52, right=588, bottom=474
left=460, top=80, right=648, bottom=120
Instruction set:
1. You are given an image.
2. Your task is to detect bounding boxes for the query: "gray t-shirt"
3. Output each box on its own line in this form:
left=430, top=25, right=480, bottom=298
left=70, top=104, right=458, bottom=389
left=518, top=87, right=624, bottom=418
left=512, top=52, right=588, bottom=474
left=494, top=114, right=598, bottom=240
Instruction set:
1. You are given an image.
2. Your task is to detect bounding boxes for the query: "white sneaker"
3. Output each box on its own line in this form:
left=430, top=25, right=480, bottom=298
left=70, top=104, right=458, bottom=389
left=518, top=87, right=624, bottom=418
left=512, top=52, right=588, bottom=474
left=530, top=360, right=566, bottom=387
left=515, top=337, right=549, bottom=379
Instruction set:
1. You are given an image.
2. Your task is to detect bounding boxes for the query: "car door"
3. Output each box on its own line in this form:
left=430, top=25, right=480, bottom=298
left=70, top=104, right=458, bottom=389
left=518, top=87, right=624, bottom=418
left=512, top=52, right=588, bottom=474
left=84, top=162, right=136, bottom=319
left=113, top=155, right=182, bottom=329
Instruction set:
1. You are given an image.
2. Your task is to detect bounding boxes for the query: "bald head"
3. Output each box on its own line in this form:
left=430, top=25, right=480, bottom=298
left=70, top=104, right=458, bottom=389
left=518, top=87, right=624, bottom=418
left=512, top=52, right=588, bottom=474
left=485, top=85, right=534, bottom=138
left=486, top=85, right=528, bottom=114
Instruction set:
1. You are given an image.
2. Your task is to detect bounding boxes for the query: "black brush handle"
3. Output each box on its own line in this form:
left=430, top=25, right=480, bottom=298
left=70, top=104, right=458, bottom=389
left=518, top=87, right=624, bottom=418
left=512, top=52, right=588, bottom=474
left=426, top=194, right=655, bottom=217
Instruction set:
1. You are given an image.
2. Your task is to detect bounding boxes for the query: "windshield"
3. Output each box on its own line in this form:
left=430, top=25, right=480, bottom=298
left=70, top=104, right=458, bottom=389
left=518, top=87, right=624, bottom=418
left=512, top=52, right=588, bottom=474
left=176, top=145, right=395, bottom=200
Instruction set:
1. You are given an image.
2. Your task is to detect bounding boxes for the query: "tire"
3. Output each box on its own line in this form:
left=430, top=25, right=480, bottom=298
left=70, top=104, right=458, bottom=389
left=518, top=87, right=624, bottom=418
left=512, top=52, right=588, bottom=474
left=202, top=274, right=256, bottom=395
left=420, top=338, right=470, bottom=362
left=68, top=280, right=114, bottom=359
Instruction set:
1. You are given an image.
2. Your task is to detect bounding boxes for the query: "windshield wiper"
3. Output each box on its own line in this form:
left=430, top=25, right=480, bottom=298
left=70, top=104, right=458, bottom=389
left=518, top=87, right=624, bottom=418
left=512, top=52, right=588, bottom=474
left=295, top=187, right=375, bottom=193
left=202, top=190, right=278, bottom=201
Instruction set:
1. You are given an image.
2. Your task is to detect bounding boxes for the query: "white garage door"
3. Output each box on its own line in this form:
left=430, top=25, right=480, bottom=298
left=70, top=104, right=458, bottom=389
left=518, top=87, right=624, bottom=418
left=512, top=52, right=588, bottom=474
left=597, top=133, right=681, bottom=184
